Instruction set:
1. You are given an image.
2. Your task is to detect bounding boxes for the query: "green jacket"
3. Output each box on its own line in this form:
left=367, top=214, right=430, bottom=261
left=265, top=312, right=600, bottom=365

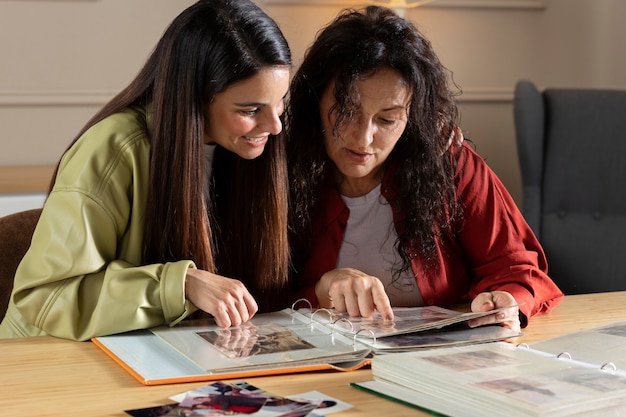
left=0, top=106, right=196, bottom=341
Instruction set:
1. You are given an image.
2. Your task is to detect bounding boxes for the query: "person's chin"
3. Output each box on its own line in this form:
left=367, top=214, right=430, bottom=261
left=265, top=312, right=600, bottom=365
left=236, top=146, right=266, bottom=160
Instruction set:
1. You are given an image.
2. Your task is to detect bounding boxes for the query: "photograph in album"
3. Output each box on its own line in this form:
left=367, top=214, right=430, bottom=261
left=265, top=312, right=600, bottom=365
left=309, top=304, right=520, bottom=338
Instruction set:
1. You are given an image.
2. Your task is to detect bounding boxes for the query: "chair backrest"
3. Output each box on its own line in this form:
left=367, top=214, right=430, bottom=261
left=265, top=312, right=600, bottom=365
left=0, top=208, right=42, bottom=319
left=514, top=80, right=626, bottom=294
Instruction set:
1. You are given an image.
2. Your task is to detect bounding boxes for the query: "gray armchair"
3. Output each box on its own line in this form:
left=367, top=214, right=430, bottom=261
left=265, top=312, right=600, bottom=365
left=513, top=80, right=626, bottom=294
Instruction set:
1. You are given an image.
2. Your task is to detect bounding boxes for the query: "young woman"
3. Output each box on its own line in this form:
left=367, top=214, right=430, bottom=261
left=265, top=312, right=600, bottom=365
left=0, top=0, right=292, bottom=340
left=287, top=6, right=563, bottom=333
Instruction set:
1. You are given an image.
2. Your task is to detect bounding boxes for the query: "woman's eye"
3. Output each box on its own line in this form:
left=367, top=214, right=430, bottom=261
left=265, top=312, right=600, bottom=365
left=240, top=108, right=259, bottom=116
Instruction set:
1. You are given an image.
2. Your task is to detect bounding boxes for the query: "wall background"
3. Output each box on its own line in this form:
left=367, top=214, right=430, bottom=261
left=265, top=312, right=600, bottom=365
left=1, top=0, right=625, bottom=204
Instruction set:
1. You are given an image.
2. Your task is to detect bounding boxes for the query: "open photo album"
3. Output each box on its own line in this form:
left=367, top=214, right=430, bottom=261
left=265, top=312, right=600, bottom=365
left=92, top=301, right=520, bottom=385
left=353, top=321, right=626, bottom=417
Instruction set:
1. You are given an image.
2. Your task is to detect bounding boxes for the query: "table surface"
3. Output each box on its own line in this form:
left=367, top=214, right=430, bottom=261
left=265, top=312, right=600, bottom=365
left=1, top=291, right=625, bottom=416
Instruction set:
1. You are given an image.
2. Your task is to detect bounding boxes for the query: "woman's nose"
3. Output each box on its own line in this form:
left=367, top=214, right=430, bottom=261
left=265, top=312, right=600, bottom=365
left=261, top=110, right=283, bottom=135
left=347, top=118, right=374, bottom=147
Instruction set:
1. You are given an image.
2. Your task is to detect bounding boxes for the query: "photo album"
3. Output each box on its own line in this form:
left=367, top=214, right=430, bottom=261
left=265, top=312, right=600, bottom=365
left=353, top=321, right=626, bottom=417
left=92, top=301, right=520, bottom=385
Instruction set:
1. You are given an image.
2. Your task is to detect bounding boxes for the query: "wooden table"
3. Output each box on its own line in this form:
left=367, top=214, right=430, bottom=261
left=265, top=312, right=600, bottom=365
left=1, top=292, right=625, bottom=416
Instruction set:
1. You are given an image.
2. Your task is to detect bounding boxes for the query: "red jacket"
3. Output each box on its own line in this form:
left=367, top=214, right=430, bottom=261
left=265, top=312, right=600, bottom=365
left=294, top=142, right=563, bottom=324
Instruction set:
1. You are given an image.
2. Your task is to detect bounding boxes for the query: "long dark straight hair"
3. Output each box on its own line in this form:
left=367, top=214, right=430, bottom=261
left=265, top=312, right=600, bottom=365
left=51, top=0, right=292, bottom=305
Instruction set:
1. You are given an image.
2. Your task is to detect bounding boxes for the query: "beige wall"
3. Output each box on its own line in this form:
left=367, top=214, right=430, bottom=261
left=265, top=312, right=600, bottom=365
left=1, top=0, right=625, bottom=204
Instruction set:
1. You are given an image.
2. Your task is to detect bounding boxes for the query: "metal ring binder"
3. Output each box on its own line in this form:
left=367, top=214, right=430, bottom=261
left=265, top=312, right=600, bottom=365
left=310, top=308, right=334, bottom=325
left=331, top=318, right=354, bottom=336
left=290, top=298, right=313, bottom=313
left=601, top=362, right=617, bottom=372
left=557, top=351, right=572, bottom=360
left=353, top=328, right=377, bottom=346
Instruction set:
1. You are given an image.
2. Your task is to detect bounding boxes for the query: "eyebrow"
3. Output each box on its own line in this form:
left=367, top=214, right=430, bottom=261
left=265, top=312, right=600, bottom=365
left=234, top=102, right=266, bottom=107
left=380, top=105, right=408, bottom=112
left=234, top=94, right=287, bottom=108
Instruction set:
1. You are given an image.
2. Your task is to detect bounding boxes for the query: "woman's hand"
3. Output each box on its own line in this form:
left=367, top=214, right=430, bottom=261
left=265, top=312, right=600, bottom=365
left=185, top=268, right=258, bottom=327
left=468, top=291, right=521, bottom=334
left=315, top=268, right=394, bottom=320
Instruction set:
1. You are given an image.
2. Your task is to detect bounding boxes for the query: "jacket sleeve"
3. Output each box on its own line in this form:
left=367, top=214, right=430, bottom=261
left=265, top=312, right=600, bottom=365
left=11, top=119, right=196, bottom=341
left=454, top=144, right=564, bottom=321
left=12, top=196, right=194, bottom=340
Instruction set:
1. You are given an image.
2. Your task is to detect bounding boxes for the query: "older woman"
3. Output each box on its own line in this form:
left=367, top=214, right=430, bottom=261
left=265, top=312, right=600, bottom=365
left=286, top=6, right=563, bottom=333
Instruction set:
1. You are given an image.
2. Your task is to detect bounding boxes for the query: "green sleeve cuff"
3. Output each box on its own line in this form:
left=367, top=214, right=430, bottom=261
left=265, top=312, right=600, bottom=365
left=160, top=260, right=198, bottom=325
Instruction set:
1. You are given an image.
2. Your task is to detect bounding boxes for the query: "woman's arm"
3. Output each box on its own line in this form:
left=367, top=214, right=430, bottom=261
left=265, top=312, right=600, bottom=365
left=11, top=187, right=194, bottom=341
left=454, top=143, right=564, bottom=323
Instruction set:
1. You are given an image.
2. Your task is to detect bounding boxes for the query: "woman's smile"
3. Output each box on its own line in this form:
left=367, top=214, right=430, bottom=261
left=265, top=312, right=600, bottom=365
left=242, top=135, right=269, bottom=146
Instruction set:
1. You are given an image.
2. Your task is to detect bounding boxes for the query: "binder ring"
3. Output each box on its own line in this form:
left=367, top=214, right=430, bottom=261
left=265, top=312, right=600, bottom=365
left=353, top=328, right=376, bottom=346
left=310, top=308, right=334, bottom=325
left=516, top=343, right=530, bottom=349
left=601, top=362, right=617, bottom=372
left=291, top=298, right=313, bottom=314
left=331, top=318, right=354, bottom=335
left=557, top=351, right=572, bottom=360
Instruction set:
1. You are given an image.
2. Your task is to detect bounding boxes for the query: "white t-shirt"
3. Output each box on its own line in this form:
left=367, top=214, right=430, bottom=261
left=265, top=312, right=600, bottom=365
left=337, top=184, right=423, bottom=307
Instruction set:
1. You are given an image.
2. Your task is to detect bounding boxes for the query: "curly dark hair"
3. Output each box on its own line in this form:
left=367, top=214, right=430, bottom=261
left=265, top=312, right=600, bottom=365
left=286, top=5, right=462, bottom=276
